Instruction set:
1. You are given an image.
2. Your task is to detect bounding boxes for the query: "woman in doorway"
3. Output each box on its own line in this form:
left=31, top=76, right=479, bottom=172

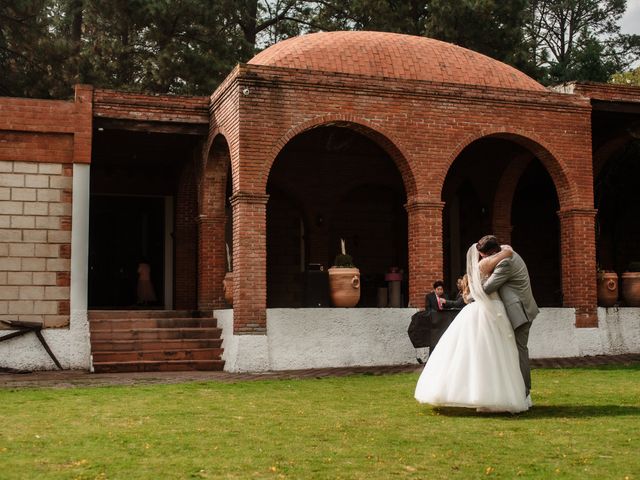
left=136, top=259, right=157, bottom=306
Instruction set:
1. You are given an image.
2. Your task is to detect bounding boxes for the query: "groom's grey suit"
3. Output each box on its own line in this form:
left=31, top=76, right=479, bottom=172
left=483, top=251, right=539, bottom=395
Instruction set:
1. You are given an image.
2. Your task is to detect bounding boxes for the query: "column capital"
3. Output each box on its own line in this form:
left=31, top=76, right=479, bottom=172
left=557, top=208, right=598, bottom=220
left=196, top=214, right=225, bottom=225
left=230, top=191, right=270, bottom=207
left=404, top=197, right=445, bottom=213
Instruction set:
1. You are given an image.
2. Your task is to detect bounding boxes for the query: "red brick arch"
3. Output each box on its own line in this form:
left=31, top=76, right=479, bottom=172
left=197, top=132, right=232, bottom=309
left=258, top=115, right=417, bottom=198
left=492, top=153, right=535, bottom=244
left=593, top=132, right=633, bottom=179
left=438, top=129, right=578, bottom=210
left=201, top=133, right=231, bottom=217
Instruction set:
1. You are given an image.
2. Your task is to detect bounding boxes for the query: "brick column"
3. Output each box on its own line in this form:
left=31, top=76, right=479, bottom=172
left=405, top=198, right=445, bottom=308
left=493, top=212, right=512, bottom=245
left=230, top=191, right=269, bottom=334
left=73, top=84, right=93, bottom=165
left=174, top=162, right=198, bottom=310
left=492, top=156, right=533, bottom=245
left=197, top=214, right=226, bottom=310
left=558, top=208, right=598, bottom=327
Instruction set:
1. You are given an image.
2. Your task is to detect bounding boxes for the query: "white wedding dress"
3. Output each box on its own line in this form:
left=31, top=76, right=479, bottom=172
left=414, top=246, right=529, bottom=413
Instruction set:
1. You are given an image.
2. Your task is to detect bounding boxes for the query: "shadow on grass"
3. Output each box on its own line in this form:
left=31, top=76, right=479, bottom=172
left=432, top=404, right=640, bottom=418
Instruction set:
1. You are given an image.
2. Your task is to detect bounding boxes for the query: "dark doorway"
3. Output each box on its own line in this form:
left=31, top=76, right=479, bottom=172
left=596, top=140, right=640, bottom=274
left=443, top=137, right=561, bottom=305
left=511, top=160, right=561, bottom=306
left=89, top=195, right=165, bottom=308
left=266, top=126, right=408, bottom=307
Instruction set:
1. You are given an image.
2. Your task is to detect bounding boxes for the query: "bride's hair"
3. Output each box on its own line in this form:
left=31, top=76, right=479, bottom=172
left=460, top=274, right=472, bottom=304
left=466, top=243, right=496, bottom=315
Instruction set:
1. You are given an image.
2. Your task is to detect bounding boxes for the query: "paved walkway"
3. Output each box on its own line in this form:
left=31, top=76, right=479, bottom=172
left=1, top=354, right=638, bottom=389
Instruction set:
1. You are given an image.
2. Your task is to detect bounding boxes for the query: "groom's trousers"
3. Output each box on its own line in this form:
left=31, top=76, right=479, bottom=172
left=514, top=322, right=532, bottom=395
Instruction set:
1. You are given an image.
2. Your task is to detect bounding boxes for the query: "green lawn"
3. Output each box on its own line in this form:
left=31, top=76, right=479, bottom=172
left=1, top=365, right=638, bottom=479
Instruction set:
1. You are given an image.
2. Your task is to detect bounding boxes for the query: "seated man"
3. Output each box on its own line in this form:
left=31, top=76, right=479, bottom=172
left=414, top=279, right=468, bottom=364
left=425, top=280, right=447, bottom=313
left=414, top=280, right=447, bottom=364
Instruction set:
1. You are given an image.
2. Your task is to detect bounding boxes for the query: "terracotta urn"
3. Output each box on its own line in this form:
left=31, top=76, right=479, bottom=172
left=596, top=272, right=618, bottom=307
left=223, top=272, right=233, bottom=306
left=621, top=272, right=640, bottom=307
left=328, top=267, right=361, bottom=307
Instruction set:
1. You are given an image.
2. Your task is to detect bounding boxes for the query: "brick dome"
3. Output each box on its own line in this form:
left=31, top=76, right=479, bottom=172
left=249, top=31, right=545, bottom=91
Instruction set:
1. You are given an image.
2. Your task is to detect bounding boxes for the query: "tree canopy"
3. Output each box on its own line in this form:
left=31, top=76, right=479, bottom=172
left=1, top=0, right=638, bottom=98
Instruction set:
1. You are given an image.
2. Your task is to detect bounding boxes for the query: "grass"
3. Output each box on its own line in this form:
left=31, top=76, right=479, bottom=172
left=0, top=365, right=638, bottom=480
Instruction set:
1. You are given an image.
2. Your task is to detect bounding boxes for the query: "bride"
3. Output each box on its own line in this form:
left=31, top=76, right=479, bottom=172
left=414, top=244, right=529, bottom=413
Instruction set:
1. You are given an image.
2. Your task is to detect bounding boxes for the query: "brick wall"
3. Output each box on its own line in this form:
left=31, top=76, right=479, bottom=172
left=558, top=81, right=640, bottom=103
left=175, top=158, right=198, bottom=310
left=93, top=89, right=209, bottom=124
left=210, top=63, right=597, bottom=329
left=0, top=161, right=73, bottom=327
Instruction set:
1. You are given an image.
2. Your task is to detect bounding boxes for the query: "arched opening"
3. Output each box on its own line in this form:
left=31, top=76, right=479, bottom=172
left=596, top=139, right=640, bottom=275
left=266, top=125, right=408, bottom=307
left=511, top=161, right=561, bottom=306
left=443, top=137, right=561, bottom=305
left=198, top=134, right=233, bottom=310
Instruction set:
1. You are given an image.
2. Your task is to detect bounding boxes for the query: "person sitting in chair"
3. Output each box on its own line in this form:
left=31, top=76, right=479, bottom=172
left=425, top=280, right=447, bottom=313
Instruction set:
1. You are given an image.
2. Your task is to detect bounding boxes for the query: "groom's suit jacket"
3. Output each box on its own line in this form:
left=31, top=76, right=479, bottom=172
left=483, top=251, right=539, bottom=330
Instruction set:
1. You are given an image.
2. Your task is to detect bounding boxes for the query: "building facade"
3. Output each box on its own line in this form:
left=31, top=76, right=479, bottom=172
left=1, top=32, right=639, bottom=372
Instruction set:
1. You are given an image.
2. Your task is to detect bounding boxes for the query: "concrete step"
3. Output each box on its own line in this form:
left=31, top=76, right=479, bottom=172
left=89, top=317, right=218, bottom=331
left=88, top=310, right=225, bottom=373
left=91, top=338, right=223, bottom=352
left=93, top=359, right=225, bottom=373
left=90, top=327, right=222, bottom=342
left=92, top=348, right=223, bottom=363
left=88, top=310, right=206, bottom=320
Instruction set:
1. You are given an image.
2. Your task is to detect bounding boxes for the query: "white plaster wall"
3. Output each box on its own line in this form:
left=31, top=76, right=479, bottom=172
left=216, top=309, right=270, bottom=372
left=3, top=303, right=638, bottom=372
left=216, top=308, right=418, bottom=372
left=529, top=307, right=640, bottom=358
left=266, top=308, right=417, bottom=370
left=0, top=311, right=91, bottom=370
left=217, top=307, right=640, bottom=373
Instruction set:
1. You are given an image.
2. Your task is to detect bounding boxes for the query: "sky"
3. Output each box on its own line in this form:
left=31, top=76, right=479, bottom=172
left=622, top=0, right=640, bottom=34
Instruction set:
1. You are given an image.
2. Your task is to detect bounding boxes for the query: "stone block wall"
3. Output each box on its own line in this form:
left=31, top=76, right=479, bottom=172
left=0, top=161, right=73, bottom=328
left=0, top=85, right=91, bottom=332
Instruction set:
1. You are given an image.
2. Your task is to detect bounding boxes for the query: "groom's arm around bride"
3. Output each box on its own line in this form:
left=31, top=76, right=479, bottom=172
left=477, top=235, right=539, bottom=398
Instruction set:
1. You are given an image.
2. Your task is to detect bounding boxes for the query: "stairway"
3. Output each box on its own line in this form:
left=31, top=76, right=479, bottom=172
left=88, top=310, right=224, bottom=373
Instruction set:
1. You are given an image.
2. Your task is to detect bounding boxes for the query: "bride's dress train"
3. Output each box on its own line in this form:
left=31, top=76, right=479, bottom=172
left=414, top=293, right=528, bottom=413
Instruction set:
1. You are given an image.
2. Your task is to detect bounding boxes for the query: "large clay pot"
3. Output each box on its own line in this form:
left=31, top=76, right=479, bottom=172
left=223, top=272, right=233, bottom=306
left=597, top=272, right=618, bottom=307
left=621, top=272, right=640, bottom=307
left=328, top=267, right=360, bottom=307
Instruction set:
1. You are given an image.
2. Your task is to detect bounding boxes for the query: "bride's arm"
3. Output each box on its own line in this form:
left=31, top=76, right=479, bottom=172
left=479, top=245, right=513, bottom=276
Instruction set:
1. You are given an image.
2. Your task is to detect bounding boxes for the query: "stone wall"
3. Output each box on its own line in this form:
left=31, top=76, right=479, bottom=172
left=0, top=161, right=73, bottom=328
left=0, top=85, right=92, bottom=332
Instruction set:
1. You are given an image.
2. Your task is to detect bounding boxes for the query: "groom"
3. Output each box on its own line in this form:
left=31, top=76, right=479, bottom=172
left=476, top=235, right=539, bottom=402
